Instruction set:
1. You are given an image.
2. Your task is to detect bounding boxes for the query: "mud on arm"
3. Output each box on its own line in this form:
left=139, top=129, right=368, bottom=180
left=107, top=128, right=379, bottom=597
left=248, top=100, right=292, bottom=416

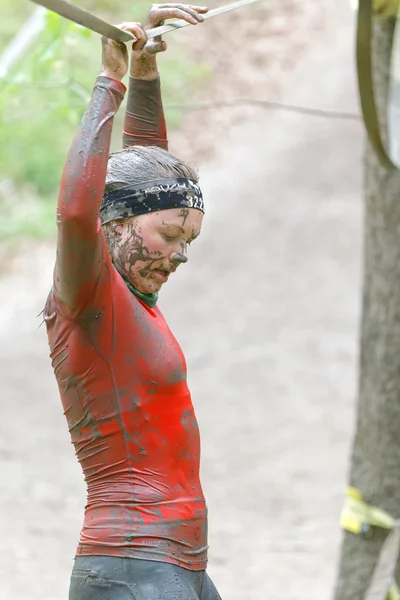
left=123, top=59, right=168, bottom=150
left=122, top=4, right=208, bottom=151
left=54, top=76, right=126, bottom=317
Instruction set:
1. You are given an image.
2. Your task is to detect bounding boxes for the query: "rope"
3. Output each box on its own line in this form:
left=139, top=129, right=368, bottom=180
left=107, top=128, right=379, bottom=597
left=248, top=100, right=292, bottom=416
left=356, top=0, right=400, bottom=170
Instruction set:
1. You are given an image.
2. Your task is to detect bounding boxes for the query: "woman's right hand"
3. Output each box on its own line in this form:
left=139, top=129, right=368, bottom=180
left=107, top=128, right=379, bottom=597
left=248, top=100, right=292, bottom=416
left=100, top=22, right=148, bottom=82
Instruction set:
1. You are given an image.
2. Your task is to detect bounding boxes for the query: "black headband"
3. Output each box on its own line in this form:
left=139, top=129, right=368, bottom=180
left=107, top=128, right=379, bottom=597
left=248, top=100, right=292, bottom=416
left=100, top=178, right=204, bottom=225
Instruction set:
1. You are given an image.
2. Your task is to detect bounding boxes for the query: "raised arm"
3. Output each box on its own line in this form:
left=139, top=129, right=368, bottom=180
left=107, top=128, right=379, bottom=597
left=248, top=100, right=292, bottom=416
left=54, top=24, right=147, bottom=318
left=123, top=4, right=209, bottom=151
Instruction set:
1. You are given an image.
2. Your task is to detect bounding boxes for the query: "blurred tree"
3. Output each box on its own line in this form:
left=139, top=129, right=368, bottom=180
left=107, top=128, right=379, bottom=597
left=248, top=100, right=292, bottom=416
left=333, top=14, right=400, bottom=600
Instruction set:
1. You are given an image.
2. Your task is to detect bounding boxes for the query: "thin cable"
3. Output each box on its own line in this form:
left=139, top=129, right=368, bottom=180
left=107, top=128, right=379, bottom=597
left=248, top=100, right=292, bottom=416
left=164, top=98, right=362, bottom=121
left=2, top=97, right=363, bottom=123
left=1, top=77, right=362, bottom=122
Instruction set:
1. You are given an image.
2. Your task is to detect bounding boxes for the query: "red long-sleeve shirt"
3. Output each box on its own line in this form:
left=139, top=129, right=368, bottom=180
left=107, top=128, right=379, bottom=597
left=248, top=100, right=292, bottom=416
left=44, top=76, right=208, bottom=570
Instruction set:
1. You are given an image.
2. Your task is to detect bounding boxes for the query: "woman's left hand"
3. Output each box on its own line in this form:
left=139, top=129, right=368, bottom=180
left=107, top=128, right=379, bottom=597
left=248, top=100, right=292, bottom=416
left=131, top=3, right=208, bottom=80
left=100, top=22, right=147, bottom=81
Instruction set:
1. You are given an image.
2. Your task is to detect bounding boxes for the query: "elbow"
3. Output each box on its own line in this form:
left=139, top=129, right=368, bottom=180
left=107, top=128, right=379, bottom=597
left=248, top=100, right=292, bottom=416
left=57, top=180, right=103, bottom=232
left=57, top=207, right=100, bottom=237
left=57, top=210, right=101, bottom=237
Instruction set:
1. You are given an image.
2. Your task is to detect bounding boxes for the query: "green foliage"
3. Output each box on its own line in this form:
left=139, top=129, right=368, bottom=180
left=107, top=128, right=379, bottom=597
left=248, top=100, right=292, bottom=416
left=0, top=0, right=35, bottom=50
left=0, top=0, right=211, bottom=241
left=0, top=13, right=94, bottom=195
left=0, top=189, right=56, bottom=241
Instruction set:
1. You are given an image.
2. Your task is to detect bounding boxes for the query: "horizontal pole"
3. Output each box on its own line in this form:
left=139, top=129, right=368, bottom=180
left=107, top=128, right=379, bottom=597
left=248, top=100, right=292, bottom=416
left=29, top=0, right=261, bottom=44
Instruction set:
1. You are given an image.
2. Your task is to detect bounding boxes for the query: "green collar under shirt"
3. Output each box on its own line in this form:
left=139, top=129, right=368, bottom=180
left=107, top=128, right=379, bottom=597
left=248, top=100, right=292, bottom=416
left=122, top=275, right=158, bottom=308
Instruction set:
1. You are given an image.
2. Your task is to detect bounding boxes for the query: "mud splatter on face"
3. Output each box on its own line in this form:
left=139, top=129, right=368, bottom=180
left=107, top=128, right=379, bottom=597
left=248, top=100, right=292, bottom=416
left=178, top=208, right=189, bottom=227
left=105, top=218, right=167, bottom=292
left=119, top=221, right=162, bottom=273
left=103, top=208, right=204, bottom=294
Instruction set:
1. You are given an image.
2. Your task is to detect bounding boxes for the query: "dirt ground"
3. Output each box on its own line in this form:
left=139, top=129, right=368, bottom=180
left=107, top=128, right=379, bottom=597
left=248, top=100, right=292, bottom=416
left=0, top=1, right=364, bottom=598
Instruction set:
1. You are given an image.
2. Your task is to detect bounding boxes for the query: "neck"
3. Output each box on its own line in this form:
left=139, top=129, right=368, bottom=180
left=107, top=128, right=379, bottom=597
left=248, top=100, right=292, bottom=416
left=117, top=269, right=158, bottom=308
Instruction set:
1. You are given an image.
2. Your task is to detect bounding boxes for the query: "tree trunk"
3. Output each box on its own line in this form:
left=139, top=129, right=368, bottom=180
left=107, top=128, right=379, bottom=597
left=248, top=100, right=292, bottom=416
left=333, top=16, right=400, bottom=600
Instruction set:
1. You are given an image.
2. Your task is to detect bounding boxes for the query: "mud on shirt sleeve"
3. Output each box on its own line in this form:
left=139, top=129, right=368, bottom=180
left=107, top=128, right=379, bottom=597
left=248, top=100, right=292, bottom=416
left=54, top=76, right=126, bottom=319
left=123, top=77, right=168, bottom=150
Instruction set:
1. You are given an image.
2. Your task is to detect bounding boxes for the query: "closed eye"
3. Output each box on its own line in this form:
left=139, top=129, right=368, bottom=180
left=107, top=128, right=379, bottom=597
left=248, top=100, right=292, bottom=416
left=162, top=233, right=177, bottom=242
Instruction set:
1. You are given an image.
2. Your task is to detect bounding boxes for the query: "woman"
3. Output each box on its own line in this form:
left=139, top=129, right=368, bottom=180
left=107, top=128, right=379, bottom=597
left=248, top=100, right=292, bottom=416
left=44, top=4, right=222, bottom=599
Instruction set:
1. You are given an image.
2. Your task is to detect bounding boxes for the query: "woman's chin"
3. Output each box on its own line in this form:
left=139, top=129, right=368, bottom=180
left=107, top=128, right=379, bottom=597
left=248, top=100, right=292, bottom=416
left=137, top=278, right=163, bottom=295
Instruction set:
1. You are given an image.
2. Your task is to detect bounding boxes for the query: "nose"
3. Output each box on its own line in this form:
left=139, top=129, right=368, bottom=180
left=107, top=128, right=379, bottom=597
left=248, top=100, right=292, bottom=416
left=170, top=252, right=188, bottom=264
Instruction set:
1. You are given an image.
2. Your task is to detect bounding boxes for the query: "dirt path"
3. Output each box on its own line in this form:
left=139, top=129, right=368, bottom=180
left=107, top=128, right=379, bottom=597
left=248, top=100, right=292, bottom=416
left=0, top=1, right=362, bottom=598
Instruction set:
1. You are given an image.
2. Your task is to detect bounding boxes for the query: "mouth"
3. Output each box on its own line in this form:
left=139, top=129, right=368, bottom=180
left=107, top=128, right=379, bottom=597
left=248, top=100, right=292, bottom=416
left=153, top=268, right=172, bottom=283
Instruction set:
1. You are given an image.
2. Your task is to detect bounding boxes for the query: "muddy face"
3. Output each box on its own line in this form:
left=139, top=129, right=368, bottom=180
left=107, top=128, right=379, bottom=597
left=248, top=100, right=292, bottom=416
left=103, top=208, right=203, bottom=294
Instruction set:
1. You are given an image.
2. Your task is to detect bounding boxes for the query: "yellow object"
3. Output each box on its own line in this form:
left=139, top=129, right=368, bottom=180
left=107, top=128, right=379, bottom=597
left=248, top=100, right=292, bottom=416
left=373, top=0, right=400, bottom=18
left=388, top=582, right=400, bottom=600
left=341, top=488, right=400, bottom=600
left=341, top=487, right=395, bottom=536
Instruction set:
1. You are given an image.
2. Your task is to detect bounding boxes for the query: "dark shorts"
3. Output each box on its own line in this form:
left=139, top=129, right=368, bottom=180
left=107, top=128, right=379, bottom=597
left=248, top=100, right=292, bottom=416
left=69, top=556, right=222, bottom=600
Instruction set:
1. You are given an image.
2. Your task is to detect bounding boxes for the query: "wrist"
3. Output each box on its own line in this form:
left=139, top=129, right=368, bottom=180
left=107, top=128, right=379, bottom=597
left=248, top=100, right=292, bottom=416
left=130, top=53, right=159, bottom=80
left=99, top=69, right=125, bottom=83
left=130, top=71, right=159, bottom=81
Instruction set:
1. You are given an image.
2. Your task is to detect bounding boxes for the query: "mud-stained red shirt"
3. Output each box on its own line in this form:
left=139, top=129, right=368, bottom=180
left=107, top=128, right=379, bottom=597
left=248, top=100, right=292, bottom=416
left=44, top=76, right=207, bottom=570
